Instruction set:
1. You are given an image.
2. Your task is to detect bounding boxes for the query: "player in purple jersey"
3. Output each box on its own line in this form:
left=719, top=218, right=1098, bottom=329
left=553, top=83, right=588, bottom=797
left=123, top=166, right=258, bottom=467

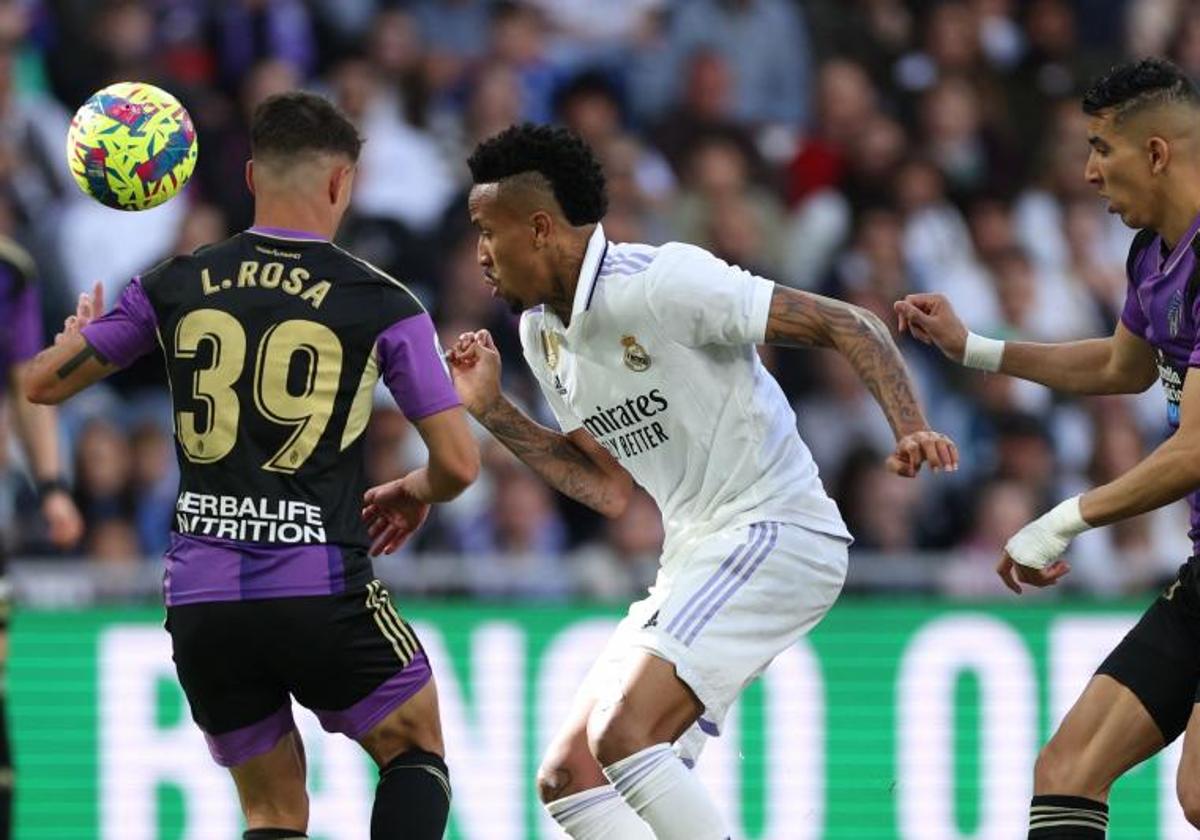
left=0, top=238, right=82, bottom=840
left=897, top=59, right=1200, bottom=837
left=22, top=93, right=478, bottom=840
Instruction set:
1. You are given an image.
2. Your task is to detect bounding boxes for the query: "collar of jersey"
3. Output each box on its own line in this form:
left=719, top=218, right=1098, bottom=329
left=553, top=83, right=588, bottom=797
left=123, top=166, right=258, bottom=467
left=566, top=223, right=609, bottom=325
left=246, top=225, right=328, bottom=242
left=1158, top=208, right=1200, bottom=275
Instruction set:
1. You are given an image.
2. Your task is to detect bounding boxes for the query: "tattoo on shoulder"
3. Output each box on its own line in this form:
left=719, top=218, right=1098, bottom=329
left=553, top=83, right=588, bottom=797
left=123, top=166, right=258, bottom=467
left=56, top=344, right=105, bottom=379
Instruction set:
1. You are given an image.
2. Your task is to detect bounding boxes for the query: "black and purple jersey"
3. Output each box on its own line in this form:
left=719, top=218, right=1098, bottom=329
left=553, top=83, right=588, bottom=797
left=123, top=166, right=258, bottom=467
left=0, top=238, right=43, bottom=395
left=81, top=228, right=460, bottom=606
left=1121, top=215, right=1200, bottom=552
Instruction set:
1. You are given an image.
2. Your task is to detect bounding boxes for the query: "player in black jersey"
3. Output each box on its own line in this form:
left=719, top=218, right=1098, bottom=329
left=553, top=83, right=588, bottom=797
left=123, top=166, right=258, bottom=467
left=22, top=92, right=478, bottom=840
left=0, top=238, right=82, bottom=840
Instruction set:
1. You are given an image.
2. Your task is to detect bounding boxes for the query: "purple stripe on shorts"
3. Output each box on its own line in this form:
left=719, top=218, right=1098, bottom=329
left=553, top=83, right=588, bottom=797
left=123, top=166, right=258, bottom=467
left=554, top=788, right=620, bottom=822
left=665, top=524, right=766, bottom=639
left=682, top=523, right=779, bottom=646
left=665, top=524, right=760, bottom=636
left=204, top=703, right=296, bottom=767
left=697, top=717, right=720, bottom=737
left=163, top=533, right=346, bottom=605
left=376, top=313, right=461, bottom=420
left=314, top=651, right=431, bottom=739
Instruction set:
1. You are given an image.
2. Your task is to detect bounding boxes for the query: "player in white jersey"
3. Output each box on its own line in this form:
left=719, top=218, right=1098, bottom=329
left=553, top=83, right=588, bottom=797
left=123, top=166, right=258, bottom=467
left=389, top=124, right=955, bottom=838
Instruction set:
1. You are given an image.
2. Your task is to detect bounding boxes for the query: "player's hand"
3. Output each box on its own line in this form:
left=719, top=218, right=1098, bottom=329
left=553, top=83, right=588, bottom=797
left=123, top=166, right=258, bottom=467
left=885, top=429, right=959, bottom=477
left=362, top=475, right=430, bottom=556
left=447, top=329, right=502, bottom=417
left=893, top=293, right=968, bottom=362
left=41, top=489, right=83, bottom=549
left=996, top=552, right=1071, bottom=595
left=56, top=281, right=104, bottom=344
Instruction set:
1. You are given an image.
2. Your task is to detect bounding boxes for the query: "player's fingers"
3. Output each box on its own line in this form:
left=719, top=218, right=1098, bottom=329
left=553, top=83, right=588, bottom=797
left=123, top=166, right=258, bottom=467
left=370, top=525, right=399, bottom=556
left=1043, top=560, right=1072, bottom=583
left=93, top=280, right=104, bottom=314
left=934, top=438, right=957, bottom=471
left=996, top=554, right=1022, bottom=594
left=918, top=437, right=943, bottom=470
left=884, top=452, right=911, bottom=476
left=893, top=301, right=909, bottom=334
left=476, top=329, right=496, bottom=350
left=77, top=292, right=90, bottom=320
left=902, top=437, right=924, bottom=468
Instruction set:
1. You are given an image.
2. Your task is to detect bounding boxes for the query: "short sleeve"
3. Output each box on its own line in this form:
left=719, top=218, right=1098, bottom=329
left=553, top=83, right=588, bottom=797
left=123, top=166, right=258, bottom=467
left=80, top=277, right=158, bottom=367
left=0, top=268, right=44, bottom=369
left=375, top=312, right=461, bottom=420
left=642, top=244, right=774, bottom=347
left=519, top=311, right=583, bottom=433
left=1120, top=280, right=1149, bottom=340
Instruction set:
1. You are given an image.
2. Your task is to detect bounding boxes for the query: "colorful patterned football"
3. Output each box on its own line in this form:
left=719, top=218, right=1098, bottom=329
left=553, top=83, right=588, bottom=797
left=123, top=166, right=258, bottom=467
left=65, top=82, right=198, bottom=211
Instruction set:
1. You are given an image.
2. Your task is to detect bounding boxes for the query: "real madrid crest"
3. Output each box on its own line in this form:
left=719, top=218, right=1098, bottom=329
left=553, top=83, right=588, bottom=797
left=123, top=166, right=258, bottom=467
left=541, top=329, right=562, bottom=369
left=621, top=335, right=650, bottom=371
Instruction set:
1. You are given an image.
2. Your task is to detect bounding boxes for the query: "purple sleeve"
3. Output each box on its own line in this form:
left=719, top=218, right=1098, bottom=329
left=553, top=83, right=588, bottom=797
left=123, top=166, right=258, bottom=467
left=1119, top=280, right=1149, bottom=340
left=376, top=312, right=461, bottom=420
left=1, top=269, right=44, bottom=368
left=80, top=277, right=158, bottom=368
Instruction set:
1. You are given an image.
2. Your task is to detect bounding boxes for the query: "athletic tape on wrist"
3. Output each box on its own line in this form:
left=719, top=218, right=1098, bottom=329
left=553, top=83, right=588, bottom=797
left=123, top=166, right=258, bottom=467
left=963, top=332, right=1005, bottom=372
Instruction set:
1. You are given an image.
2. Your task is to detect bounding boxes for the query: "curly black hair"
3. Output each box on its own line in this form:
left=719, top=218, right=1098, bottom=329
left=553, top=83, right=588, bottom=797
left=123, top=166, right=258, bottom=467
left=467, top=123, right=608, bottom=226
left=1082, top=57, right=1200, bottom=120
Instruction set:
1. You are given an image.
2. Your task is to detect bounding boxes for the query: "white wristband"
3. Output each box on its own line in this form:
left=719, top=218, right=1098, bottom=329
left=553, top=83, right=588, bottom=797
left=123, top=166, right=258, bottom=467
left=963, top=332, right=1005, bottom=372
left=1004, top=496, right=1091, bottom=570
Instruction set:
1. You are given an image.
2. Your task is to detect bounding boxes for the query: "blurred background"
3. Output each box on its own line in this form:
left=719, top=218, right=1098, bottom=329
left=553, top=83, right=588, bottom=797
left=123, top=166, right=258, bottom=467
left=3, top=0, right=1199, bottom=838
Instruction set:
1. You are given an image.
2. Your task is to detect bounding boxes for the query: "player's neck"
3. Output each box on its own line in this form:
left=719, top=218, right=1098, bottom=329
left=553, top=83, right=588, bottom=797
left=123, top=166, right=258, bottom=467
left=251, top=201, right=337, bottom=241
left=1156, top=189, right=1200, bottom=249
left=545, top=225, right=595, bottom=327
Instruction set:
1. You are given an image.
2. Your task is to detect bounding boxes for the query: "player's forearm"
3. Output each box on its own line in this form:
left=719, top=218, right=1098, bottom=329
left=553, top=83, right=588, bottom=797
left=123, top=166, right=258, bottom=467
left=1078, top=433, right=1200, bottom=527
left=22, top=338, right=109, bottom=405
left=475, top=396, right=627, bottom=516
left=766, top=290, right=928, bottom=437
left=8, top=374, right=62, bottom=480
left=996, top=339, right=1129, bottom=394
left=402, top=465, right=469, bottom=504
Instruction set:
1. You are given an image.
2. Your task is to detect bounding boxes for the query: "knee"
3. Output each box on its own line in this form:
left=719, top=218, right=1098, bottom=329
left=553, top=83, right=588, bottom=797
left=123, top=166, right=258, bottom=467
left=536, top=739, right=606, bottom=804
left=1033, top=741, right=1105, bottom=799
left=586, top=704, right=650, bottom=768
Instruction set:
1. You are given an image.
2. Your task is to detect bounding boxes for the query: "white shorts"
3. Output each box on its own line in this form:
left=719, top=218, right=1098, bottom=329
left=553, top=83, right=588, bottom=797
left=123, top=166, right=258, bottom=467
left=583, top=520, right=848, bottom=764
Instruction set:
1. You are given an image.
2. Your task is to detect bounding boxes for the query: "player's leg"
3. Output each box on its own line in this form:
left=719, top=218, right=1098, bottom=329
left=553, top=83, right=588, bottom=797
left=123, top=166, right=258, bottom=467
left=167, top=600, right=308, bottom=837
left=1031, top=565, right=1200, bottom=838
left=287, top=581, right=450, bottom=840
left=230, top=729, right=309, bottom=835
left=590, top=521, right=848, bottom=840
left=1177, top=703, right=1200, bottom=828
left=538, top=677, right=654, bottom=839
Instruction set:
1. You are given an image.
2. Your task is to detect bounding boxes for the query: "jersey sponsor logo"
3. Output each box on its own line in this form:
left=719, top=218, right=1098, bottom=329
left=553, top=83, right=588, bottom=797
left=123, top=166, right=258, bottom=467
left=200, top=260, right=331, bottom=310
left=174, top=491, right=327, bottom=543
left=583, top=389, right=671, bottom=460
left=1156, top=349, right=1183, bottom=426
left=621, top=335, right=650, bottom=371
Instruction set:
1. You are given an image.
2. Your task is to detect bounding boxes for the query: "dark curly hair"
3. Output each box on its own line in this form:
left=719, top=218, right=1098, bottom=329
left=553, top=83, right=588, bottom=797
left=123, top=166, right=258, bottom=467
left=467, top=123, right=608, bottom=225
left=1082, top=58, right=1200, bottom=120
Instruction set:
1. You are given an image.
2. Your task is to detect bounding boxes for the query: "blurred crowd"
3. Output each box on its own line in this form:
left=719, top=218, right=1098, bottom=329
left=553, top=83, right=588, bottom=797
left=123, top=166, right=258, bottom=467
left=2, top=0, right=1197, bottom=601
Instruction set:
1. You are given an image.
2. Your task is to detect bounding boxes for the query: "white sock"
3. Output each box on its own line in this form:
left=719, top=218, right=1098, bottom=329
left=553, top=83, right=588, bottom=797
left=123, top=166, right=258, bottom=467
left=545, top=785, right=655, bottom=839
left=603, top=743, right=730, bottom=840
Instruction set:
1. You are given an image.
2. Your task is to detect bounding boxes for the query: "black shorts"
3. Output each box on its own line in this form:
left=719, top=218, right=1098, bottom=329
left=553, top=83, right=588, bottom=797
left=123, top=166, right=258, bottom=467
left=166, top=580, right=430, bottom=767
left=1096, top=557, right=1200, bottom=743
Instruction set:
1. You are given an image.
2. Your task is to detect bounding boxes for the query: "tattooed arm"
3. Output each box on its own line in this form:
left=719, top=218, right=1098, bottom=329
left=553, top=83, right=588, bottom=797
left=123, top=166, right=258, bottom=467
left=23, top=287, right=119, bottom=407
left=449, top=330, right=633, bottom=518
left=765, top=285, right=958, bottom=473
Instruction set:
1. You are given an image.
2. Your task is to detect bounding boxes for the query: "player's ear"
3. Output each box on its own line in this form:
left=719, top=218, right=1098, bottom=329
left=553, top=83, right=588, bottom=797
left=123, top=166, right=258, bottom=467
left=530, top=209, right=552, bottom=249
left=1147, top=135, right=1171, bottom=175
left=330, top=163, right=354, bottom=207
left=244, top=160, right=256, bottom=197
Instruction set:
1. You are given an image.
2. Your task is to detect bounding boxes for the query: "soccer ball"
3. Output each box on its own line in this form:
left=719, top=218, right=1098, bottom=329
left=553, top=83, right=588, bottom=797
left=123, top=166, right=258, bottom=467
left=65, top=82, right=198, bottom=211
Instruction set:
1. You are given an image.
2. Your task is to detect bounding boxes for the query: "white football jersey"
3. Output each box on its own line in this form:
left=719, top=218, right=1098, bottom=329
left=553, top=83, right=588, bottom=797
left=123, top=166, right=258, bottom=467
left=519, top=225, right=851, bottom=558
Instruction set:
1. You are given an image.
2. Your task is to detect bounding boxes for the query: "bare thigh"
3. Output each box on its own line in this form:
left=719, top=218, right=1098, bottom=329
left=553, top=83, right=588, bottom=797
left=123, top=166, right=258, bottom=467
left=1177, top=703, right=1200, bottom=821
left=538, top=681, right=608, bottom=803
left=357, top=677, right=445, bottom=768
left=230, top=729, right=308, bottom=832
left=1036, top=674, right=1166, bottom=800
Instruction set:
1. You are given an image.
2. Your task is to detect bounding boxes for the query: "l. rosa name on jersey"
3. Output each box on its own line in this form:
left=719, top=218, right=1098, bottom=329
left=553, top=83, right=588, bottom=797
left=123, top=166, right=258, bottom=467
left=200, top=259, right=332, bottom=310
left=584, top=388, right=672, bottom=460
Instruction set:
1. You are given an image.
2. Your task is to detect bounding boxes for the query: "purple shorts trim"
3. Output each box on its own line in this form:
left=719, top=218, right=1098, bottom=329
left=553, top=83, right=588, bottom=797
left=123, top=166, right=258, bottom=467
left=204, top=703, right=296, bottom=768
left=314, top=651, right=432, bottom=739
